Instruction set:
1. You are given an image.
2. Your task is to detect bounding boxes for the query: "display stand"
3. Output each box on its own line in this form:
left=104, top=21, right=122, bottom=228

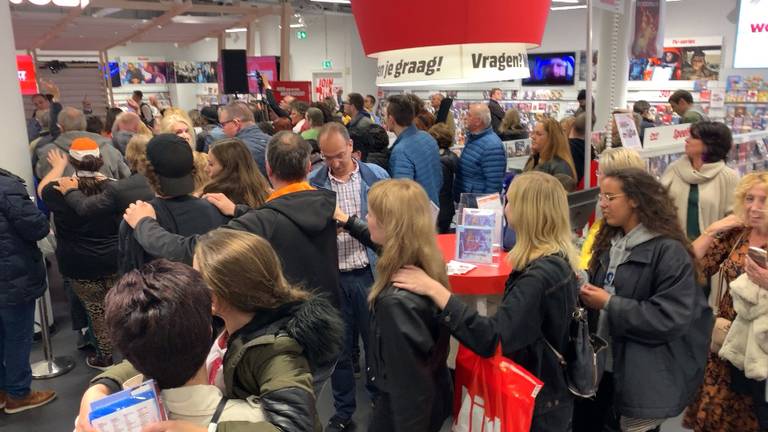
left=31, top=268, right=74, bottom=380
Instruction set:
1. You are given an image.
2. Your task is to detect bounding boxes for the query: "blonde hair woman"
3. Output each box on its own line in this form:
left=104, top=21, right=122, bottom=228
left=524, top=117, right=578, bottom=181
left=160, top=114, right=196, bottom=150
left=193, top=229, right=342, bottom=431
left=498, top=108, right=529, bottom=141
left=579, top=147, right=646, bottom=269
left=335, top=179, right=452, bottom=432
left=392, top=172, right=580, bottom=432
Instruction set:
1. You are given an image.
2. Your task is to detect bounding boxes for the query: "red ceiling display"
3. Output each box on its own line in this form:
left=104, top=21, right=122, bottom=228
left=351, top=0, right=552, bottom=86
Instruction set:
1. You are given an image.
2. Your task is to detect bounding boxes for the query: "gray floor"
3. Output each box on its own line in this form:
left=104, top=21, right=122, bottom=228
left=0, top=260, right=688, bottom=432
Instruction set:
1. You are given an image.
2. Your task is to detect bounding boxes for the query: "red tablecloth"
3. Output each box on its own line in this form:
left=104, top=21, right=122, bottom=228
left=437, top=234, right=511, bottom=296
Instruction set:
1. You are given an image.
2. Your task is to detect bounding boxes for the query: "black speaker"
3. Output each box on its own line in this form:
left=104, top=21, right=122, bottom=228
left=220, top=49, right=248, bottom=94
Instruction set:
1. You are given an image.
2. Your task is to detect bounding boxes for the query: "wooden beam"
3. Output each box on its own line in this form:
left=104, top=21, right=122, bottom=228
left=30, top=6, right=86, bottom=50
left=102, top=1, right=193, bottom=50
left=280, top=1, right=291, bottom=80
left=184, top=13, right=261, bottom=47
left=90, top=0, right=279, bottom=16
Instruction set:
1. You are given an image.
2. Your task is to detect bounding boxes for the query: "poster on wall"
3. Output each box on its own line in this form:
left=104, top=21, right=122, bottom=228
left=628, top=37, right=721, bottom=81
left=631, top=0, right=665, bottom=59
left=734, top=0, right=768, bottom=68
left=16, top=55, right=38, bottom=95
left=119, top=57, right=169, bottom=84
left=313, top=72, right=344, bottom=102
left=170, top=62, right=218, bottom=84
left=578, top=50, right=598, bottom=82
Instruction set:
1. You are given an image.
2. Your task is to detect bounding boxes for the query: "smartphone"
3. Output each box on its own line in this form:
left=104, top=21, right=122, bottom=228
left=748, top=246, right=768, bottom=269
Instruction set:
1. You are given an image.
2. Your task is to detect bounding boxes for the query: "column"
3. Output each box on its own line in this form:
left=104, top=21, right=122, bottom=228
left=0, top=0, right=36, bottom=194
left=280, top=2, right=291, bottom=80
left=247, top=21, right=260, bottom=56
left=259, top=14, right=281, bottom=57
left=594, top=0, right=632, bottom=134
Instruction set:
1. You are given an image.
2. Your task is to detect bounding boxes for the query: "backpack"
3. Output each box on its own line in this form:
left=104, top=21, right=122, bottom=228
left=543, top=265, right=608, bottom=398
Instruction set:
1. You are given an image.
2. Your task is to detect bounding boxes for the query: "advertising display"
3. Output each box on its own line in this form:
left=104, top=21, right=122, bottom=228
left=734, top=0, right=768, bottom=68
left=313, top=72, right=344, bottom=101
left=631, top=0, right=666, bottom=59
left=628, top=37, right=721, bottom=81
left=16, top=54, right=37, bottom=95
left=643, top=123, right=691, bottom=148
left=352, top=0, right=550, bottom=86
left=118, top=57, right=169, bottom=84
left=271, top=81, right=312, bottom=103
left=170, top=61, right=218, bottom=84
left=246, top=56, right=279, bottom=93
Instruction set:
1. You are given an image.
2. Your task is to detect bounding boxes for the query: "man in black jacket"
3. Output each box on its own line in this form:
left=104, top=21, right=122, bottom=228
left=124, top=131, right=340, bottom=307
left=488, top=87, right=505, bottom=133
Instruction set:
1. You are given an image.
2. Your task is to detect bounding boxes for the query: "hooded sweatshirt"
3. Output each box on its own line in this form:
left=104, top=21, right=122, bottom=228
left=661, top=157, right=739, bottom=238
left=34, top=130, right=131, bottom=180
left=134, top=187, right=340, bottom=307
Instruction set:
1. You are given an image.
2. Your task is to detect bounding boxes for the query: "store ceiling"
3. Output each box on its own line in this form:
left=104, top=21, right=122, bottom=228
left=10, top=0, right=281, bottom=51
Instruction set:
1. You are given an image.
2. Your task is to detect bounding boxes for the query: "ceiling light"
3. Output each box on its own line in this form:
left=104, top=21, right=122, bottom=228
left=309, top=0, right=351, bottom=4
left=226, top=27, right=247, bottom=33
left=552, top=0, right=579, bottom=3
left=290, top=23, right=305, bottom=28
left=551, top=5, right=587, bottom=10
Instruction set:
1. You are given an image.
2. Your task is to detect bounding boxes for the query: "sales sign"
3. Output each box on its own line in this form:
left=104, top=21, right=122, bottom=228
left=16, top=55, right=38, bottom=96
left=643, top=123, right=691, bottom=148
left=271, top=81, right=312, bottom=103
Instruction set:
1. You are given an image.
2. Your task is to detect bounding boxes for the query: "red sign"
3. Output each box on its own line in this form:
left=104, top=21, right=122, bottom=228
left=247, top=56, right=279, bottom=93
left=351, top=0, right=551, bottom=56
left=271, top=81, right=312, bottom=103
left=16, top=55, right=38, bottom=95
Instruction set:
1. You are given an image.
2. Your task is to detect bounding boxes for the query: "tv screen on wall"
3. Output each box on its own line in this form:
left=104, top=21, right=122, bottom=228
left=522, top=52, right=576, bottom=86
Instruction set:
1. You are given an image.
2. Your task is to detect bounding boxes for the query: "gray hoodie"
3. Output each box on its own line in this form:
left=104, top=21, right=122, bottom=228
left=35, top=131, right=130, bottom=180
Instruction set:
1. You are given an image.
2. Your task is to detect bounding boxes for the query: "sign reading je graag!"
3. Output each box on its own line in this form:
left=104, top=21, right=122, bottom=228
left=375, top=44, right=528, bottom=86
left=352, top=0, right=549, bottom=87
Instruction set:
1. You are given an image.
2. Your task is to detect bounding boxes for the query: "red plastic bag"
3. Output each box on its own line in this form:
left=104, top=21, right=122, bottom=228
left=453, top=344, right=543, bottom=432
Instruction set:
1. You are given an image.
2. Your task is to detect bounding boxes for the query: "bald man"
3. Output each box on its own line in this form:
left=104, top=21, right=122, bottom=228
left=454, top=103, right=507, bottom=198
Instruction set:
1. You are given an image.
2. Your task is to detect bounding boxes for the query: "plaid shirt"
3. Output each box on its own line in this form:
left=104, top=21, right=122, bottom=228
left=329, top=161, right=369, bottom=271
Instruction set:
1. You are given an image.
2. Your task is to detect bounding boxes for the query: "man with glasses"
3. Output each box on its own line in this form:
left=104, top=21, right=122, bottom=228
left=219, top=102, right=272, bottom=177
left=309, top=122, right=389, bottom=432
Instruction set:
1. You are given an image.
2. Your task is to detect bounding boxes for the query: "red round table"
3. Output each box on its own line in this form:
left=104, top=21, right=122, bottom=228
left=437, top=234, right=512, bottom=296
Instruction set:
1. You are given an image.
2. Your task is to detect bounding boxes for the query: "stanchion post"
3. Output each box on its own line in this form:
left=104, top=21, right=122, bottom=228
left=31, top=265, right=74, bottom=379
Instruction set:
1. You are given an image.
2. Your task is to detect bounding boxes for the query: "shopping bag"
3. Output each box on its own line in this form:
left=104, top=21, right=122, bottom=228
left=453, top=344, right=543, bottom=432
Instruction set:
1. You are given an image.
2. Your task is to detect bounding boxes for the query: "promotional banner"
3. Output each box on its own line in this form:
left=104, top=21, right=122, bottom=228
left=271, top=81, right=312, bottom=103
left=643, top=123, right=690, bottom=148
left=352, top=0, right=549, bottom=85
left=631, top=0, right=666, bottom=59
left=628, top=37, right=721, bottom=81
left=375, top=43, right=528, bottom=86
left=313, top=72, right=344, bottom=102
left=170, top=61, right=218, bottom=84
left=247, top=56, right=279, bottom=93
left=16, top=55, right=37, bottom=95
left=119, top=57, right=169, bottom=84
left=734, top=0, right=768, bottom=68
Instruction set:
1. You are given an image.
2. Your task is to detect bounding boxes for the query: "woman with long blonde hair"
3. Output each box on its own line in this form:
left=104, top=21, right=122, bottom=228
left=335, top=179, right=452, bottom=432
left=392, top=171, right=580, bottom=432
left=524, top=117, right=577, bottom=181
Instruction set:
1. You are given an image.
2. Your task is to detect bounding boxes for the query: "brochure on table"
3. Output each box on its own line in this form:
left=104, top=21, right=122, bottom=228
left=455, top=193, right=504, bottom=265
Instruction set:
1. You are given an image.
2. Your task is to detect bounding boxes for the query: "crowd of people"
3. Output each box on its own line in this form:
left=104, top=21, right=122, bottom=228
left=0, top=77, right=766, bottom=432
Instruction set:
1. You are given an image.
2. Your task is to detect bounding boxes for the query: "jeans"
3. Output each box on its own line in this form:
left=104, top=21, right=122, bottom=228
left=330, top=266, right=375, bottom=420
left=0, top=300, right=36, bottom=398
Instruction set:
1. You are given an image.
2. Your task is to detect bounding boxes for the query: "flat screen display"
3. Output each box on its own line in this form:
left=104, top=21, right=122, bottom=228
left=734, top=0, right=768, bottom=68
left=522, top=52, right=575, bottom=86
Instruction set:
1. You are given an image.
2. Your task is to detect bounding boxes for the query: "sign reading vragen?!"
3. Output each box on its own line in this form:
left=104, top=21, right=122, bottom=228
left=353, top=0, right=549, bottom=86
left=376, top=43, right=528, bottom=86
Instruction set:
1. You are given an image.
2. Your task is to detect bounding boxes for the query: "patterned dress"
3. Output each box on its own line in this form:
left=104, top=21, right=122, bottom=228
left=683, top=227, right=761, bottom=432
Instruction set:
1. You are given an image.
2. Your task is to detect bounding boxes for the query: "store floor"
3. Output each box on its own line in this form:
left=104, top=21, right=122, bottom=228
left=0, top=259, right=689, bottom=432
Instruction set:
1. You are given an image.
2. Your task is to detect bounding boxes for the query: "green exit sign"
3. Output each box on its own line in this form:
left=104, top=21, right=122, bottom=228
left=296, top=30, right=308, bottom=40
left=322, top=59, right=333, bottom=70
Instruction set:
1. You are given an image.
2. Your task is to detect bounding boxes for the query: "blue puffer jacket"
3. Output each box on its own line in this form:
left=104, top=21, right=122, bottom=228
left=0, top=169, right=49, bottom=306
left=389, top=125, right=443, bottom=204
left=455, top=127, right=506, bottom=199
left=237, top=124, right=272, bottom=178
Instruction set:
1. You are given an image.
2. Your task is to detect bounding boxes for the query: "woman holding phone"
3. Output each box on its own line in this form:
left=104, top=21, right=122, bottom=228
left=684, top=172, right=768, bottom=432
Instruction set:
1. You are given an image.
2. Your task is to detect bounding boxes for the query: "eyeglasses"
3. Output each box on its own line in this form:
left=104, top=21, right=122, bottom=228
left=598, top=193, right=625, bottom=203
left=320, top=149, right=348, bottom=162
left=220, top=119, right=237, bottom=127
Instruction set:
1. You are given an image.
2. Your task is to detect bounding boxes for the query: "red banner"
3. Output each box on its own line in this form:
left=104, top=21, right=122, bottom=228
left=351, top=0, right=551, bottom=56
left=271, top=81, right=312, bottom=103
left=16, top=55, right=38, bottom=95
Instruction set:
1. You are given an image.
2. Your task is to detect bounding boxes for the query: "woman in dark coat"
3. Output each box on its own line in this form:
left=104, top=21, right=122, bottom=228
left=0, top=168, right=56, bottom=413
